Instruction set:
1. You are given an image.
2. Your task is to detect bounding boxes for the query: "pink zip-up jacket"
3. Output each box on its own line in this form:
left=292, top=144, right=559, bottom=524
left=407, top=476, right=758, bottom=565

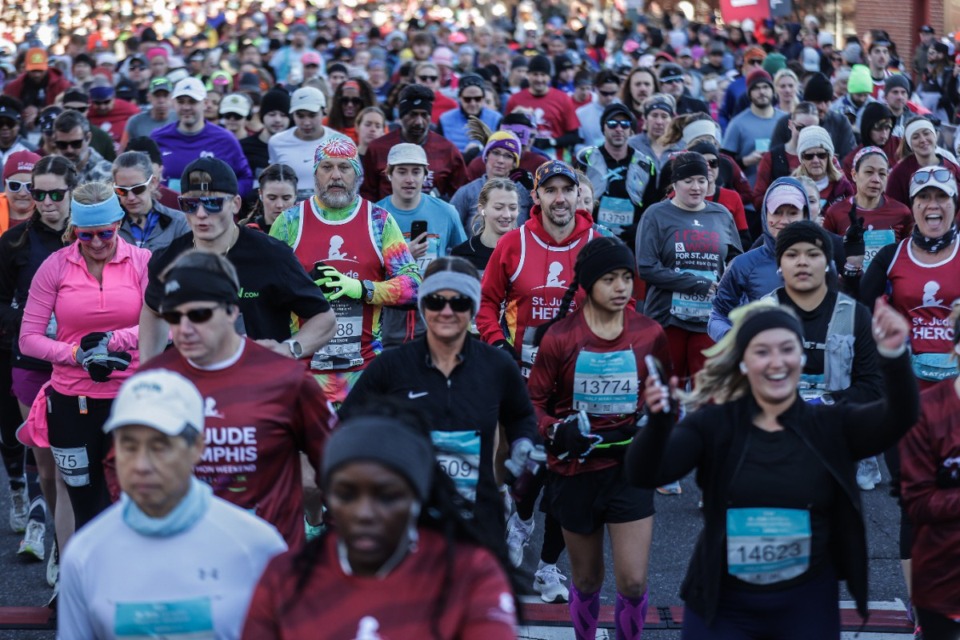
left=19, top=239, right=151, bottom=398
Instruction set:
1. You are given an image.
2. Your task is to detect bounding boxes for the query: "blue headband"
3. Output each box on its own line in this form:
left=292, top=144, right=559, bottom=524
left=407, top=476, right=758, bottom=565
left=71, top=193, right=125, bottom=228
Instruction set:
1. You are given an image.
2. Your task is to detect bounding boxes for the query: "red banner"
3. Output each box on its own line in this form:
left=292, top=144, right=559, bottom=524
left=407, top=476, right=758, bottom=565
left=719, top=0, right=771, bottom=24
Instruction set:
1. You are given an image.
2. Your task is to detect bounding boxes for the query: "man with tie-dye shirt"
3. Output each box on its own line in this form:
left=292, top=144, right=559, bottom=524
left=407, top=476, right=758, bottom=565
left=271, top=137, right=420, bottom=404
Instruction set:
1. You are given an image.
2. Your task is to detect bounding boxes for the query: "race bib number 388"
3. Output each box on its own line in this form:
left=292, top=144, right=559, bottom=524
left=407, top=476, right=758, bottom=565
left=726, top=508, right=811, bottom=585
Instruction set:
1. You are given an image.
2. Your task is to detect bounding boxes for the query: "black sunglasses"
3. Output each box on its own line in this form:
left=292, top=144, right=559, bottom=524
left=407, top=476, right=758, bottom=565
left=417, top=75, right=438, bottom=82
left=801, top=151, right=829, bottom=161
left=32, top=188, right=68, bottom=202
left=340, top=97, right=363, bottom=105
left=598, top=89, right=619, bottom=97
left=605, top=119, right=633, bottom=129
left=705, top=158, right=720, bottom=168
left=178, top=196, right=228, bottom=214
left=461, top=95, right=483, bottom=103
left=92, top=99, right=112, bottom=106
left=160, top=306, right=220, bottom=325
left=422, top=294, right=473, bottom=313
left=55, top=139, right=84, bottom=150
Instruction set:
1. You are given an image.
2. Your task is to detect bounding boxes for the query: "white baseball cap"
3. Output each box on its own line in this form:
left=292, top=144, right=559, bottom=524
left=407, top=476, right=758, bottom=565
left=387, top=143, right=428, bottom=166
left=219, top=93, right=251, bottom=118
left=103, top=370, right=204, bottom=437
left=290, top=86, right=326, bottom=113
left=172, top=77, right=207, bottom=102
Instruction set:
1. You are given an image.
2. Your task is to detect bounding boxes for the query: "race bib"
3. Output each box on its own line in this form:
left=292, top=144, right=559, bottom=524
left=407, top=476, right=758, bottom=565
left=798, top=372, right=825, bottom=403
left=597, top=197, right=634, bottom=229
left=311, top=299, right=363, bottom=371
left=863, top=229, right=895, bottom=270
left=51, top=446, right=90, bottom=488
left=114, top=597, right=215, bottom=639
left=520, top=326, right=539, bottom=380
left=431, top=430, right=481, bottom=503
left=671, top=269, right=716, bottom=322
left=726, top=508, right=811, bottom=585
left=755, top=138, right=771, bottom=153
left=417, top=235, right=441, bottom=274
left=573, top=350, right=639, bottom=415
left=911, top=352, right=959, bottom=382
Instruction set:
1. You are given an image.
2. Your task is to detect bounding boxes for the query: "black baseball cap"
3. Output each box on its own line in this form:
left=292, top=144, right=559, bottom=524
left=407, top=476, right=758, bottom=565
left=0, top=103, right=20, bottom=123
left=180, top=157, right=239, bottom=196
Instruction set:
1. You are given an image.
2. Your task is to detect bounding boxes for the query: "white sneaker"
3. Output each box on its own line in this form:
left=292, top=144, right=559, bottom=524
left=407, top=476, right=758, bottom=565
left=857, top=457, right=882, bottom=491
left=46, top=542, right=58, bottom=587
left=505, top=513, right=534, bottom=568
left=533, top=563, right=569, bottom=603
left=9, top=485, right=27, bottom=533
left=18, top=520, right=44, bottom=561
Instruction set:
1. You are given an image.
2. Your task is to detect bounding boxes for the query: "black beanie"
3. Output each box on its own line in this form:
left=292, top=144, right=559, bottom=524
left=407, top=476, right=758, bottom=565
left=775, top=220, right=834, bottom=265
left=688, top=140, right=719, bottom=158
left=576, top=237, right=636, bottom=292
left=260, top=88, right=291, bottom=116
left=600, top=102, right=636, bottom=130
left=803, top=72, right=834, bottom=103
left=398, top=84, right=435, bottom=118
left=528, top=54, right=552, bottom=75
left=671, top=152, right=709, bottom=183
left=860, top=101, right=894, bottom=140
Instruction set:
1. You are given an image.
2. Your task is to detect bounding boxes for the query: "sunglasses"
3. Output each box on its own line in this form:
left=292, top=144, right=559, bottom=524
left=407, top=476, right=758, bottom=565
left=5, top=180, right=30, bottom=193
left=417, top=75, right=438, bottom=82
left=55, top=139, right=84, bottom=150
left=605, top=119, right=633, bottom=129
left=31, top=188, right=68, bottom=202
left=340, top=97, right=363, bottom=105
left=746, top=59, right=764, bottom=66
left=76, top=228, right=117, bottom=242
left=160, top=306, right=220, bottom=325
left=874, top=123, right=893, bottom=131
left=422, top=294, right=473, bottom=313
left=0, top=119, right=17, bottom=130
left=114, top=179, right=152, bottom=197
left=705, top=158, right=720, bottom=168
left=801, top=151, right=829, bottom=161
left=598, top=89, right=619, bottom=97
left=222, top=112, right=246, bottom=120
left=65, top=105, right=88, bottom=113
left=912, top=168, right=954, bottom=185
left=178, top=196, right=227, bottom=214
left=461, top=95, right=483, bottom=103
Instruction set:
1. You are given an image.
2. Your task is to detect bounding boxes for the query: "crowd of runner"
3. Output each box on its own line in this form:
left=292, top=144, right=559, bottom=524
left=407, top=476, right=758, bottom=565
left=0, top=1, right=958, bottom=638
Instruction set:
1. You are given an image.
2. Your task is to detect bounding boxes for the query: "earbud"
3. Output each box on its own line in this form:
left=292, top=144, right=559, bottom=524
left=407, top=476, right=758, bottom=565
left=776, top=267, right=782, bottom=275
left=738, top=362, right=748, bottom=374
left=801, top=354, right=808, bottom=366
left=825, top=264, right=831, bottom=273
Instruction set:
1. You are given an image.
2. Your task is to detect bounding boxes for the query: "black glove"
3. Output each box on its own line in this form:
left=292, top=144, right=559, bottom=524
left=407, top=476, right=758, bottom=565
left=510, top=168, right=534, bottom=191
left=76, top=332, right=111, bottom=366
left=85, top=351, right=132, bottom=383
left=548, top=412, right=595, bottom=459
left=532, top=137, right=555, bottom=150
left=844, top=215, right=866, bottom=259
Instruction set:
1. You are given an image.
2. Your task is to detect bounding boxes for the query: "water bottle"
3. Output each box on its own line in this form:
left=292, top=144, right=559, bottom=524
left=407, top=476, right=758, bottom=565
left=505, top=440, right=547, bottom=502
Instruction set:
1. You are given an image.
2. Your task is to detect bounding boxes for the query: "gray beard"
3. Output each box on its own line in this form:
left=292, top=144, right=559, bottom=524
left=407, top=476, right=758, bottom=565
left=318, top=184, right=359, bottom=209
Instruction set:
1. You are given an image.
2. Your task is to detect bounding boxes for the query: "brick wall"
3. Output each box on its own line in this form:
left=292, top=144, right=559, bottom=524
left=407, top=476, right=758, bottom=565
left=857, top=0, right=946, bottom=64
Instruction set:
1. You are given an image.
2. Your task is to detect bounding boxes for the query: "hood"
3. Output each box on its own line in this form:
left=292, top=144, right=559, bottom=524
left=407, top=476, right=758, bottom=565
left=526, top=205, right=596, bottom=247
left=759, top=176, right=810, bottom=250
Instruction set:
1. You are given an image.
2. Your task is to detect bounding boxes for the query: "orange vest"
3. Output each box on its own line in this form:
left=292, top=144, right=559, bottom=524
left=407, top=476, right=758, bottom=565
left=0, top=194, right=10, bottom=234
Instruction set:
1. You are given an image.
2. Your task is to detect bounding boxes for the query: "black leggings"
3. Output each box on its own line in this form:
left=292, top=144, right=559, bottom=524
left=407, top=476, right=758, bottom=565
left=917, top=609, right=960, bottom=640
left=46, top=390, right=113, bottom=530
left=0, top=349, right=25, bottom=488
left=515, top=471, right=566, bottom=565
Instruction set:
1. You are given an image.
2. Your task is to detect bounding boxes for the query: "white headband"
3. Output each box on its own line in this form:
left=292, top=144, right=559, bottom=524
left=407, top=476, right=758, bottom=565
left=905, top=119, right=936, bottom=148
left=682, top=119, right=720, bottom=146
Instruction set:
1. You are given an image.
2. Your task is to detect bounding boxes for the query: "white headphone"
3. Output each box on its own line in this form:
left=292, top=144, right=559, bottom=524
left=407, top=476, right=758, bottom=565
left=738, top=362, right=748, bottom=374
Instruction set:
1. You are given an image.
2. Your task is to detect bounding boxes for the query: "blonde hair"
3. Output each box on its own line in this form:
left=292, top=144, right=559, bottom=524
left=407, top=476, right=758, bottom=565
left=682, top=300, right=801, bottom=410
left=64, top=181, right=115, bottom=243
left=472, top=178, right=519, bottom=235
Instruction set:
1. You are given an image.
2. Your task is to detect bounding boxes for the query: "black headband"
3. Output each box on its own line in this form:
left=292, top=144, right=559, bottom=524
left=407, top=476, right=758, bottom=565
left=735, top=309, right=804, bottom=354
left=160, top=266, right=240, bottom=311
left=644, top=99, right=674, bottom=117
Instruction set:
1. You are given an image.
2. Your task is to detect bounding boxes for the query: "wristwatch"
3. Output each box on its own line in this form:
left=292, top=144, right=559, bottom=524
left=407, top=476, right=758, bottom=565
left=284, top=339, right=303, bottom=358
left=362, top=280, right=375, bottom=303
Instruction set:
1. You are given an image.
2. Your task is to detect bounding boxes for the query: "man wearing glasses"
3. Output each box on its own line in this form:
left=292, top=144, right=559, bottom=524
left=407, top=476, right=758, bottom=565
left=51, top=110, right=112, bottom=184
left=267, top=87, right=349, bottom=202
left=0, top=98, right=33, bottom=177
left=412, top=61, right=457, bottom=124
left=60, top=87, right=117, bottom=162
left=138, top=157, right=335, bottom=365
left=575, top=70, right=622, bottom=153
left=141, top=252, right=335, bottom=547
left=437, top=74, right=502, bottom=153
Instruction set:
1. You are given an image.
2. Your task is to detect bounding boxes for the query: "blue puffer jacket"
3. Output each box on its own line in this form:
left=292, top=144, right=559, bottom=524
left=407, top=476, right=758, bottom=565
left=707, top=177, right=810, bottom=342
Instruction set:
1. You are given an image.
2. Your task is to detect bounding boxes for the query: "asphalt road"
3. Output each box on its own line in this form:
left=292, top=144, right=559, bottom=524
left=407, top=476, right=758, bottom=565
left=0, top=462, right=910, bottom=639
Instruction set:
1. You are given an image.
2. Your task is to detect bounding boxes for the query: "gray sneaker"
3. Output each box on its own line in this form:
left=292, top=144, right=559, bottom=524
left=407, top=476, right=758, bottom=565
left=46, top=542, right=58, bottom=587
left=9, top=485, right=27, bottom=533
left=18, top=520, right=45, bottom=561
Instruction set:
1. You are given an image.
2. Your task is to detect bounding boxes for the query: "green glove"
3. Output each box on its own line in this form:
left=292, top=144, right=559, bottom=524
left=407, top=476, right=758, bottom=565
left=314, top=265, right=362, bottom=301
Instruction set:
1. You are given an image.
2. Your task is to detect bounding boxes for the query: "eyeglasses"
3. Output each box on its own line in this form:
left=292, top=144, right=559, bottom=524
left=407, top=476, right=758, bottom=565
left=912, top=168, right=954, bottom=185
left=461, top=95, right=483, bottom=103
left=417, top=75, right=438, bottom=82
left=221, top=112, right=245, bottom=120
left=160, top=306, right=220, bottom=325
left=65, top=105, right=88, bottom=113
left=76, top=228, right=117, bottom=242
left=705, top=158, right=720, bottom=168
left=55, top=139, right=84, bottom=150
left=5, top=180, right=30, bottom=193
left=31, top=188, right=68, bottom=202
left=114, top=179, right=152, bottom=197
left=598, top=89, right=619, bottom=97
left=340, top=97, right=363, bottom=105
left=605, top=119, right=633, bottom=129
left=801, top=151, right=829, bottom=161
left=422, top=294, right=473, bottom=313
left=874, top=123, right=893, bottom=131
left=178, top=196, right=227, bottom=214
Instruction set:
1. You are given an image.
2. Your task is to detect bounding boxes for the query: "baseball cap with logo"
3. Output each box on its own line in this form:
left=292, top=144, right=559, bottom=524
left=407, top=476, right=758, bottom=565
left=534, top=160, right=579, bottom=190
left=0, top=103, right=21, bottom=123
left=26, top=48, right=48, bottom=72
left=219, top=93, right=251, bottom=118
left=103, top=370, right=204, bottom=437
left=172, top=77, right=207, bottom=102
left=290, top=87, right=326, bottom=113
left=387, top=143, right=428, bottom=166
left=180, top=156, right=239, bottom=196
left=149, top=77, right=174, bottom=94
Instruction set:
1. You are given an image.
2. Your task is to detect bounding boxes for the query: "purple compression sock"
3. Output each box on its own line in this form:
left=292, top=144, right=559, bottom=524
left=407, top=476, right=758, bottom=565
left=569, top=584, right=600, bottom=640
left=615, top=589, right=648, bottom=640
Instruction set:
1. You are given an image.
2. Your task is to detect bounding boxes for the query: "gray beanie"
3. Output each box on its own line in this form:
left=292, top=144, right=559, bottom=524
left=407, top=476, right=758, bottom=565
left=797, top=125, right=835, bottom=157
left=322, top=416, right=435, bottom=500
